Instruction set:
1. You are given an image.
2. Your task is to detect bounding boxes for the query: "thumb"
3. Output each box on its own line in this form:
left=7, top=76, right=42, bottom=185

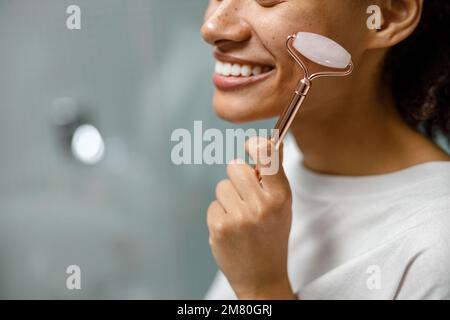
left=245, top=136, right=287, bottom=189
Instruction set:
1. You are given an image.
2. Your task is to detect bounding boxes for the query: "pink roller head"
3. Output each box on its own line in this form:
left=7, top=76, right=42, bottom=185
left=293, top=32, right=351, bottom=69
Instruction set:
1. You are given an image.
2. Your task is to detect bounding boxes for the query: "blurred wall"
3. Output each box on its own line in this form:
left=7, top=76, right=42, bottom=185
left=0, top=0, right=238, bottom=299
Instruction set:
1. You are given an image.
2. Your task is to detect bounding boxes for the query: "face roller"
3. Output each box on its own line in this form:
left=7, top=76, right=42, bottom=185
left=272, top=32, right=354, bottom=149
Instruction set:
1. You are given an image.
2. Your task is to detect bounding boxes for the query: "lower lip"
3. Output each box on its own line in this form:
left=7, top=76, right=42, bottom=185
left=212, top=70, right=274, bottom=91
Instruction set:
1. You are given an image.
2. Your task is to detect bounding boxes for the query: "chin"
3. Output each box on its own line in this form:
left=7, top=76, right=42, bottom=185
left=212, top=92, right=278, bottom=124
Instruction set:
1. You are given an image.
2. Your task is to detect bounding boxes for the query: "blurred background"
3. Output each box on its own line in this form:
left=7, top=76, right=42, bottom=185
left=0, top=0, right=271, bottom=299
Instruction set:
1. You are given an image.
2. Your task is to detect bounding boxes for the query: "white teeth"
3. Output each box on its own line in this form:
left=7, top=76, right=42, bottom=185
left=222, top=63, right=231, bottom=76
left=241, top=65, right=252, bottom=77
left=215, top=62, right=222, bottom=74
left=231, top=64, right=241, bottom=76
left=252, top=66, right=262, bottom=76
left=214, top=61, right=272, bottom=77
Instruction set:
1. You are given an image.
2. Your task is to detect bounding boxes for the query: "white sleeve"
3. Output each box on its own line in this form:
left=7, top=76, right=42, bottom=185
left=204, top=271, right=237, bottom=300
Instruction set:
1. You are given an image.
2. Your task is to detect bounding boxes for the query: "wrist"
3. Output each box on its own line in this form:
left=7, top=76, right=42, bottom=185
left=235, top=279, right=297, bottom=300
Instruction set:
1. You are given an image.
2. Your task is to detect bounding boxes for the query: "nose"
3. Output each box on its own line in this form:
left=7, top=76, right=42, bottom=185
left=201, top=0, right=251, bottom=49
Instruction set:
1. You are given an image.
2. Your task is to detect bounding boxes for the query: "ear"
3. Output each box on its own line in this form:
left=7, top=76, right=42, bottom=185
left=366, top=0, right=424, bottom=49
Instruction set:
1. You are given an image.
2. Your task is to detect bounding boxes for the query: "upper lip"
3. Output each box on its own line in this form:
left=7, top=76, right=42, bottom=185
left=213, top=51, right=274, bottom=68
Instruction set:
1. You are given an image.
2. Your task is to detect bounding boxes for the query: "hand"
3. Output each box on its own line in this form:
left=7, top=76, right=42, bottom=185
left=207, top=136, right=295, bottom=300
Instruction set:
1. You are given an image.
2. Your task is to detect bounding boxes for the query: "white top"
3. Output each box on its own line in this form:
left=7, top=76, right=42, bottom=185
left=206, top=137, right=450, bottom=300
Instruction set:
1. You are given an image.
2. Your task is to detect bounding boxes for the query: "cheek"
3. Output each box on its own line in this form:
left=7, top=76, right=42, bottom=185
left=251, top=8, right=328, bottom=76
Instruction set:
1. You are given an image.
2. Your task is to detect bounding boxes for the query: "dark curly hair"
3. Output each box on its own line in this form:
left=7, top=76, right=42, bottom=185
left=385, top=0, right=450, bottom=141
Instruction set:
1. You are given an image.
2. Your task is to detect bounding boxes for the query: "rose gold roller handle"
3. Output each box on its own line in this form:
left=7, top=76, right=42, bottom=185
left=272, top=78, right=311, bottom=150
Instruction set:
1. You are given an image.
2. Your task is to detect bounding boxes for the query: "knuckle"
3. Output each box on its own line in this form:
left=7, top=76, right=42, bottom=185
left=235, top=213, right=250, bottom=230
left=268, top=189, right=291, bottom=207
left=215, top=179, right=230, bottom=197
left=207, top=200, right=219, bottom=215
left=252, top=199, right=267, bottom=217
left=226, top=162, right=237, bottom=176
left=207, top=201, right=222, bottom=226
left=254, top=196, right=282, bottom=218
left=227, top=159, right=247, bottom=176
left=267, top=194, right=283, bottom=208
left=279, top=185, right=292, bottom=200
left=206, top=204, right=215, bottom=227
left=212, top=221, right=229, bottom=238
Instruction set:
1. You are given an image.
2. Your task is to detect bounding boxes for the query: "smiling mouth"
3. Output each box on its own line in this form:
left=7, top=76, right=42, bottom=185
left=212, top=53, right=275, bottom=91
left=215, top=61, right=273, bottom=77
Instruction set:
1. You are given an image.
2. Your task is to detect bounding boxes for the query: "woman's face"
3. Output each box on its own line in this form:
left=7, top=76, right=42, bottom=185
left=201, top=0, right=369, bottom=123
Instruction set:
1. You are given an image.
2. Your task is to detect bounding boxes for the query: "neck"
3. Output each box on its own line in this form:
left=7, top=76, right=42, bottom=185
left=290, top=76, right=449, bottom=176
